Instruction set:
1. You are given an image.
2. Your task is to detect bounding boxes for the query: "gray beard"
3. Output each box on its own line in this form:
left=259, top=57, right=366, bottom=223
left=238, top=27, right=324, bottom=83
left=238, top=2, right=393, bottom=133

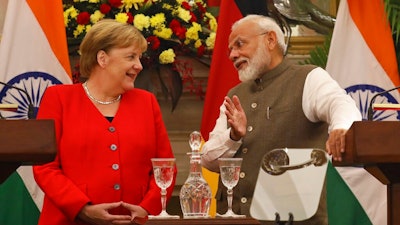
left=238, top=65, right=259, bottom=82
left=238, top=46, right=269, bottom=82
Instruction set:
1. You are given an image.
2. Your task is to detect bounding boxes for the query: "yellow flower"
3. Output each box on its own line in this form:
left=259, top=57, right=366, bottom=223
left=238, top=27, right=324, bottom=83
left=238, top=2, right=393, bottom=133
left=162, top=3, right=172, bottom=10
left=176, top=7, right=191, bottom=23
left=154, top=27, right=173, bottom=40
left=184, top=39, right=190, bottom=45
left=206, top=32, right=216, bottom=48
left=133, top=14, right=150, bottom=31
left=63, top=15, right=69, bottom=27
left=122, top=0, right=145, bottom=11
left=85, top=24, right=92, bottom=33
left=73, top=24, right=85, bottom=38
left=65, top=6, right=78, bottom=19
left=150, top=13, right=166, bottom=29
left=159, top=49, right=176, bottom=64
left=90, top=10, right=104, bottom=24
left=89, top=0, right=100, bottom=3
left=115, top=13, right=129, bottom=23
left=194, top=39, right=202, bottom=48
left=186, top=22, right=201, bottom=41
left=63, top=6, right=78, bottom=26
left=205, top=12, right=217, bottom=32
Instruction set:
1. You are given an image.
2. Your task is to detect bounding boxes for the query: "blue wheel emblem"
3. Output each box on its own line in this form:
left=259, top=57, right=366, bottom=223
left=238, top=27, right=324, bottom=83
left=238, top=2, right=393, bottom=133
left=345, top=84, right=400, bottom=121
left=0, top=72, right=62, bottom=119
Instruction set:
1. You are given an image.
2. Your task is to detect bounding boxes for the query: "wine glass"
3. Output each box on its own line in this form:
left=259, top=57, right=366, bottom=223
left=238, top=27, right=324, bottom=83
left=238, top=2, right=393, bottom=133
left=149, top=158, right=180, bottom=219
left=217, top=158, right=246, bottom=218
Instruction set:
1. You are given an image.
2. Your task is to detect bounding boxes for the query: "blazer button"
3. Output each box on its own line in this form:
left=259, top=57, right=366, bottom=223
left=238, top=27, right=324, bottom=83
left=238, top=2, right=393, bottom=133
left=239, top=172, right=245, bottom=178
left=114, top=184, right=120, bottom=190
left=242, top=148, right=248, bottom=154
left=112, top=164, right=119, bottom=170
left=251, top=102, right=257, bottom=109
left=241, top=197, right=247, bottom=203
left=110, top=144, right=117, bottom=151
left=108, top=126, right=116, bottom=132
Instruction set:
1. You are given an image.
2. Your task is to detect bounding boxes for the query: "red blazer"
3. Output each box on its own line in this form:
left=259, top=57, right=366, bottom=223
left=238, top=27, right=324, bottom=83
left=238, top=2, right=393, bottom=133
left=33, top=84, right=176, bottom=225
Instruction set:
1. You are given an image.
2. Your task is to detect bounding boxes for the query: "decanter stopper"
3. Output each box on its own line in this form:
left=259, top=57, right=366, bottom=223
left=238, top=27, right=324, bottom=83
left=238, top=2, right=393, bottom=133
left=189, top=131, right=202, bottom=152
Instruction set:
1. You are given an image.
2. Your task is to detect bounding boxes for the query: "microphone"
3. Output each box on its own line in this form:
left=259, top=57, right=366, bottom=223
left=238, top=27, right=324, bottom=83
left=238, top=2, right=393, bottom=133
left=367, top=85, right=400, bottom=121
left=0, top=81, right=34, bottom=119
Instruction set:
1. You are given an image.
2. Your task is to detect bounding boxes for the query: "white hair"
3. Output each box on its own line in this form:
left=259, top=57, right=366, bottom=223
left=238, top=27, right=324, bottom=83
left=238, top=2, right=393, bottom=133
left=232, top=15, right=287, bottom=54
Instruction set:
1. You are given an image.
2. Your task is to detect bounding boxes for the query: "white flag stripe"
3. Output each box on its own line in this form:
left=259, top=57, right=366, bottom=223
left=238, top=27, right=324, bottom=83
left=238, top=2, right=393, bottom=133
left=17, top=166, right=44, bottom=210
left=335, top=167, right=387, bottom=225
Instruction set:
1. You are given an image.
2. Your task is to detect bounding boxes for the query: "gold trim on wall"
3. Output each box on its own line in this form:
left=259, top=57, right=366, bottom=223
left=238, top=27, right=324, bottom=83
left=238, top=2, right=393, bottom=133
left=286, top=36, right=326, bottom=55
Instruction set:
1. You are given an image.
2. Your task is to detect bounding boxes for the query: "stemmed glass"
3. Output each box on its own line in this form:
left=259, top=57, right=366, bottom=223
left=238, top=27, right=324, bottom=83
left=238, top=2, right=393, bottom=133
left=217, top=158, right=246, bottom=218
left=149, top=158, right=180, bottom=219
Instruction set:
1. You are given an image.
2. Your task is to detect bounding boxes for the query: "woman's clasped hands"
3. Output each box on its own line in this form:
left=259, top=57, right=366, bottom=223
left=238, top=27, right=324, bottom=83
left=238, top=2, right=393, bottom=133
left=78, top=201, right=148, bottom=225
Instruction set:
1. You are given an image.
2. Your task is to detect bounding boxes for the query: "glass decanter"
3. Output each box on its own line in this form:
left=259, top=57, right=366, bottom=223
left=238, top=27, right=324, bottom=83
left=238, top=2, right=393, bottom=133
left=179, top=131, right=212, bottom=218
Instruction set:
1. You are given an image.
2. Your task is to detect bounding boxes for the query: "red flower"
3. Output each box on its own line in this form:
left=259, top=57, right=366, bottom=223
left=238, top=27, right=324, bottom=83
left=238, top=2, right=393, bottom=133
left=197, top=44, right=205, bottom=57
left=99, top=3, right=111, bottom=14
left=196, top=2, right=206, bottom=13
left=108, top=0, right=123, bottom=8
left=189, top=12, right=197, bottom=23
left=169, top=19, right=186, bottom=39
left=76, top=12, right=90, bottom=25
left=127, top=12, right=134, bottom=24
left=175, top=26, right=187, bottom=40
left=146, top=36, right=160, bottom=50
left=169, top=19, right=181, bottom=30
left=181, top=2, right=191, bottom=10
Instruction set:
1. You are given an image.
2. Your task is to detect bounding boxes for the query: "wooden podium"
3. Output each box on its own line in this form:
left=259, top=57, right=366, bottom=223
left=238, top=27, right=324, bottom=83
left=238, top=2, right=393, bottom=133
left=335, top=121, right=400, bottom=225
left=0, top=119, right=57, bottom=183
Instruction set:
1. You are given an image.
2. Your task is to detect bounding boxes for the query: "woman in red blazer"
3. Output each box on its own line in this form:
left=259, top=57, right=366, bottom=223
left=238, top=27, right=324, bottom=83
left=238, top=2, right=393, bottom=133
left=33, top=19, right=177, bottom=225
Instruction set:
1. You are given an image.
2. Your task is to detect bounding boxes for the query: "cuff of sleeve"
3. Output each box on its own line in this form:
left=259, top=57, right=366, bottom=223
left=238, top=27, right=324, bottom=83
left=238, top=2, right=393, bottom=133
left=224, top=128, right=242, bottom=152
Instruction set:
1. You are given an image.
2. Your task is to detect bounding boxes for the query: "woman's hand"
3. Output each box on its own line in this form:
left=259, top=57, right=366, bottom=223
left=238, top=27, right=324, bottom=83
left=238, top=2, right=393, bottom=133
left=77, top=202, right=132, bottom=225
left=120, top=202, right=148, bottom=225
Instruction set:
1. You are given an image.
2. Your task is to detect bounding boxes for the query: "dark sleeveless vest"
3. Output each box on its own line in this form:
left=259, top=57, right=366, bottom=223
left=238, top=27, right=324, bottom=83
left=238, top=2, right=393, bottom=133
left=216, top=59, right=328, bottom=225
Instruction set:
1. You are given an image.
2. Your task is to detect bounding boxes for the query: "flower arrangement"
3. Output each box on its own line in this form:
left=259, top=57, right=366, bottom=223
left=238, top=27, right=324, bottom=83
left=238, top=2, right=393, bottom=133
left=63, top=0, right=217, bottom=68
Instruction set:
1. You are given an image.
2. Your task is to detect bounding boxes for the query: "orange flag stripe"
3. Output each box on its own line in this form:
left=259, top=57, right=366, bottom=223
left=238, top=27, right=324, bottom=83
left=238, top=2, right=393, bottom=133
left=27, top=0, right=72, bottom=78
left=348, top=0, right=399, bottom=86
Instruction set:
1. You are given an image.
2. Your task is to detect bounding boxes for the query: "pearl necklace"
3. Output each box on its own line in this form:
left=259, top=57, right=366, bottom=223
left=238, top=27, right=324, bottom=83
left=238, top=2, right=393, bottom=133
left=83, top=82, right=121, bottom=105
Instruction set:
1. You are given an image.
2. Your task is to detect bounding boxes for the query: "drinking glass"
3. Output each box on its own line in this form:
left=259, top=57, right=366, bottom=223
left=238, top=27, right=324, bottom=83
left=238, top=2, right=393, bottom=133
left=217, top=158, right=246, bottom=218
left=149, top=158, right=180, bottom=219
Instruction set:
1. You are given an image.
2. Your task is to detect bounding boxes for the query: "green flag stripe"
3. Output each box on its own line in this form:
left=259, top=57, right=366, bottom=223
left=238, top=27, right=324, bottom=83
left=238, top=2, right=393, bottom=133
left=0, top=171, right=39, bottom=225
left=327, top=162, right=372, bottom=225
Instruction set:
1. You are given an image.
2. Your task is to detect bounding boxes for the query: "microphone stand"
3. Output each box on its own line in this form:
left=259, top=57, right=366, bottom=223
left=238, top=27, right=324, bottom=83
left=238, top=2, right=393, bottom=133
left=0, top=81, right=34, bottom=119
left=367, top=85, right=400, bottom=121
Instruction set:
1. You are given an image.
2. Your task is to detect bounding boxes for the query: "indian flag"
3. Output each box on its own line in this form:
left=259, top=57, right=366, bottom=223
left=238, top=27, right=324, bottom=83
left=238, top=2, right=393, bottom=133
left=326, top=0, right=399, bottom=224
left=0, top=0, right=71, bottom=224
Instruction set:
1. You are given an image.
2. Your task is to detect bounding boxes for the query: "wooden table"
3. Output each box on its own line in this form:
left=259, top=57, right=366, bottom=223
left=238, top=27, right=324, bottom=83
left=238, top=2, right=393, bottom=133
left=146, top=217, right=261, bottom=225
